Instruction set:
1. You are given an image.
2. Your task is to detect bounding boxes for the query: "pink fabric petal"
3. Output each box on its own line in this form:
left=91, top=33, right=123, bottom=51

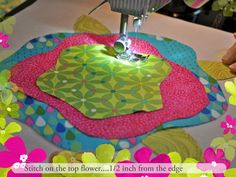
left=213, top=174, right=225, bottom=177
left=2, top=42, right=9, bottom=48
left=223, top=128, right=230, bottom=134
left=8, top=170, right=42, bottom=177
left=2, top=35, right=8, bottom=41
left=4, top=136, right=27, bottom=155
left=204, top=147, right=216, bottom=163
left=231, top=128, right=236, bottom=134
left=232, top=118, right=236, bottom=126
left=134, top=147, right=152, bottom=163
left=150, top=154, right=171, bottom=177
left=27, top=148, right=47, bottom=163
left=151, top=154, right=171, bottom=163
left=217, top=159, right=231, bottom=169
left=220, top=122, right=227, bottom=128
left=226, top=115, right=233, bottom=124
left=7, top=170, right=26, bottom=177
left=0, top=151, right=18, bottom=168
left=28, top=173, right=43, bottom=177
left=216, top=149, right=225, bottom=160
left=115, top=173, right=137, bottom=177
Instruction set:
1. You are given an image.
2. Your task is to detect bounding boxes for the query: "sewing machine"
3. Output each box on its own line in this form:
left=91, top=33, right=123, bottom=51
left=90, top=0, right=171, bottom=61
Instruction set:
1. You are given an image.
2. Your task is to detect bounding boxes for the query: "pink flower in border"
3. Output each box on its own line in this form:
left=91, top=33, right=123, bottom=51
left=220, top=115, right=236, bottom=134
left=0, top=136, right=47, bottom=177
left=0, top=32, right=9, bottom=48
left=115, top=147, right=171, bottom=177
left=197, top=147, right=231, bottom=177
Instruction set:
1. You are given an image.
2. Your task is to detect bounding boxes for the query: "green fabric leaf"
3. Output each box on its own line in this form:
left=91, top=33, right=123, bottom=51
left=225, top=146, right=235, bottom=161
left=224, top=168, right=236, bottom=177
left=96, top=144, right=115, bottom=163
left=0, top=118, right=6, bottom=129
left=113, top=149, right=131, bottom=163
left=52, top=155, right=68, bottom=163
left=0, top=168, right=9, bottom=177
left=223, top=4, right=233, bottom=17
left=0, top=89, right=13, bottom=106
left=212, top=1, right=221, bottom=11
left=142, top=128, right=204, bottom=161
left=43, top=174, right=63, bottom=177
left=168, top=152, right=182, bottom=163
left=218, top=0, right=228, bottom=7
left=225, top=81, right=236, bottom=95
left=0, top=133, right=11, bottom=144
left=81, top=152, right=99, bottom=163
left=228, top=140, right=236, bottom=148
left=5, top=122, right=21, bottom=134
left=0, top=16, right=16, bottom=34
left=183, top=158, right=198, bottom=163
left=229, top=95, right=236, bottom=105
left=210, top=137, right=225, bottom=147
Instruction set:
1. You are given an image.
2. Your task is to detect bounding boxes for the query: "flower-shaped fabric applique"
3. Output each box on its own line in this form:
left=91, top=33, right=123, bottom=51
left=224, top=78, right=236, bottom=105
left=210, top=133, right=236, bottom=161
left=0, top=118, right=21, bottom=144
left=220, top=115, right=236, bottom=135
left=52, top=151, right=82, bottom=177
left=168, top=152, right=201, bottom=177
left=0, top=102, right=20, bottom=119
left=52, top=151, right=82, bottom=163
left=0, top=32, right=9, bottom=48
left=37, top=44, right=171, bottom=119
left=116, top=147, right=171, bottom=177
left=81, top=144, right=131, bottom=177
left=197, top=147, right=231, bottom=177
left=0, top=136, right=47, bottom=177
left=168, top=152, right=214, bottom=177
left=0, top=16, right=16, bottom=34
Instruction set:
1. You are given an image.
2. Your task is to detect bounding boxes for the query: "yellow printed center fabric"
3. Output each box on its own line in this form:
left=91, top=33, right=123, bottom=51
left=37, top=44, right=171, bottom=119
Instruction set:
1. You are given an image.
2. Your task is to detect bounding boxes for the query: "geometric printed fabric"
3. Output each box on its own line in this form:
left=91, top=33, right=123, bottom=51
left=0, top=32, right=228, bottom=151
left=37, top=44, right=171, bottom=119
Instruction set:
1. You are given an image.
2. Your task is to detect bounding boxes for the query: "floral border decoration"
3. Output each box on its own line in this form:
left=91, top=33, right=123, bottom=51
left=0, top=71, right=236, bottom=177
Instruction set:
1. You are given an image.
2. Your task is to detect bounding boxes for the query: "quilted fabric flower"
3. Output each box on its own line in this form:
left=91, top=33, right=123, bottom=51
left=220, top=115, right=236, bottom=135
left=197, top=147, right=231, bottom=177
left=168, top=152, right=214, bottom=177
left=0, top=118, right=21, bottom=144
left=0, top=32, right=9, bottom=48
left=52, top=151, right=82, bottom=163
left=0, top=101, right=20, bottom=119
left=224, top=78, right=236, bottom=105
left=81, top=144, right=131, bottom=177
left=37, top=44, right=171, bottom=119
left=51, top=151, right=83, bottom=177
left=210, top=133, right=236, bottom=161
left=0, top=136, right=47, bottom=177
left=168, top=152, right=199, bottom=177
left=116, top=147, right=171, bottom=177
